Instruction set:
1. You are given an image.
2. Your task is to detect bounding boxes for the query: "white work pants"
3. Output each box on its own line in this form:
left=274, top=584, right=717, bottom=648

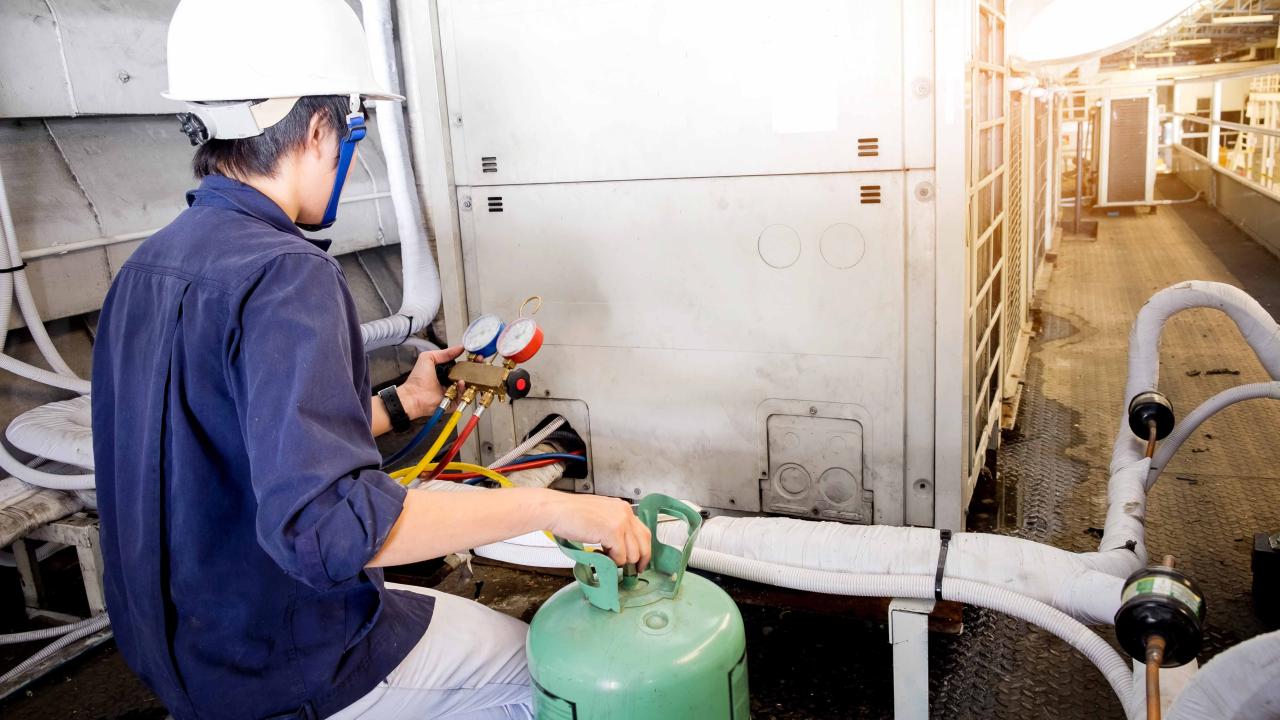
left=327, top=583, right=534, bottom=720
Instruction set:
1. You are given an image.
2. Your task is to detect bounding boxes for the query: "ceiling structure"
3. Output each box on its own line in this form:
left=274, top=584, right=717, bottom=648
left=1100, top=0, right=1280, bottom=69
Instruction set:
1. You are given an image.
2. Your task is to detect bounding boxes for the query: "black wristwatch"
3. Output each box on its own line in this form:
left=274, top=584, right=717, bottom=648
left=378, top=385, right=412, bottom=433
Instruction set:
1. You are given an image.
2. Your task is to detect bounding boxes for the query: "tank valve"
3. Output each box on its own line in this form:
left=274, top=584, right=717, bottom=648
left=1128, top=391, right=1175, bottom=442
left=1115, top=556, right=1205, bottom=720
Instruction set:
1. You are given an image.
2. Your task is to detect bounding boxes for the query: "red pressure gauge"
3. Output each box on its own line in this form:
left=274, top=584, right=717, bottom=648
left=497, top=317, right=543, bottom=364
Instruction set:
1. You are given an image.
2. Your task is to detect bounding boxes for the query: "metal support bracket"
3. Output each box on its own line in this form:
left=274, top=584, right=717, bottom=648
left=888, top=596, right=936, bottom=719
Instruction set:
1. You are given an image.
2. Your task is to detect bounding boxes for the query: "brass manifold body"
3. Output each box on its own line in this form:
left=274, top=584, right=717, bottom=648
left=447, top=357, right=530, bottom=405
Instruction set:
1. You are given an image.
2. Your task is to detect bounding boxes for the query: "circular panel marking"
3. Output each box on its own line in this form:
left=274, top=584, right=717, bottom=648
left=758, top=224, right=802, bottom=269
left=819, top=223, right=866, bottom=269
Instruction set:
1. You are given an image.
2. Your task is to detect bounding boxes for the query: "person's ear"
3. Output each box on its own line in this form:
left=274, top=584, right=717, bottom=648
left=305, top=112, right=332, bottom=162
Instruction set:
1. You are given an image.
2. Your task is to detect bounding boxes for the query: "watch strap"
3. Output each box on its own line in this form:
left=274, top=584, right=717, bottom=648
left=379, top=385, right=412, bottom=433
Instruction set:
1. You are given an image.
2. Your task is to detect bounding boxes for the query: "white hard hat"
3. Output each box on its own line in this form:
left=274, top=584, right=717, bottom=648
left=163, top=0, right=403, bottom=104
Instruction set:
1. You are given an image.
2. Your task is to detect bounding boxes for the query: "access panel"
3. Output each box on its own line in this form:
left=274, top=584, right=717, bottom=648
left=461, top=171, right=909, bottom=523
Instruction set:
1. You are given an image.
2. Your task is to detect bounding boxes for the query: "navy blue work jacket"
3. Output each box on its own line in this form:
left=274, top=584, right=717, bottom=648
left=91, top=174, right=433, bottom=720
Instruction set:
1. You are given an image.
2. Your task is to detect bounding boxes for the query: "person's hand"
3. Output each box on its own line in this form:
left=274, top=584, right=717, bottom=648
left=546, top=494, right=653, bottom=571
left=399, top=346, right=464, bottom=419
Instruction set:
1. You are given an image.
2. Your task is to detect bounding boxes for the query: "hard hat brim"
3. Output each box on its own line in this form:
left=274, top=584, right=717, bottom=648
left=161, top=88, right=406, bottom=103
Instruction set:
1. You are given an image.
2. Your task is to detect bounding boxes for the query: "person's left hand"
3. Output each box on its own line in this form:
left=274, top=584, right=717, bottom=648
left=399, top=346, right=465, bottom=419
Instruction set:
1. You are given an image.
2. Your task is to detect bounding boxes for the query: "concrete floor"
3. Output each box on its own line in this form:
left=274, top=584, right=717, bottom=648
left=1, top=176, right=1278, bottom=718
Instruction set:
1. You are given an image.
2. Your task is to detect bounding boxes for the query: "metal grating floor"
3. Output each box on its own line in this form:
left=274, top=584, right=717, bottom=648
left=934, top=177, right=1280, bottom=718
left=2, top=177, right=1278, bottom=718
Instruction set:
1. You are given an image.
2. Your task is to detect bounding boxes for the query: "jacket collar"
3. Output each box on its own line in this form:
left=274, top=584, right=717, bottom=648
left=186, top=175, right=333, bottom=252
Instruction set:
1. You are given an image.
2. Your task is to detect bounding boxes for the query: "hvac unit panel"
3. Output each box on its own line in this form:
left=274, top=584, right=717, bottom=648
left=439, top=0, right=906, bottom=186
left=1100, top=95, right=1155, bottom=205
left=459, top=173, right=907, bottom=522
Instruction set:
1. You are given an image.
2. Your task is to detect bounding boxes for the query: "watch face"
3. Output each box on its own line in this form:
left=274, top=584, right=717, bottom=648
left=462, top=314, right=504, bottom=355
left=497, top=318, right=537, bottom=357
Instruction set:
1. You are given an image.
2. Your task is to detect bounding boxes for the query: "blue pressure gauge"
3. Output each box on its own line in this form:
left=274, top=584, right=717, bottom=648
left=462, top=314, right=505, bottom=358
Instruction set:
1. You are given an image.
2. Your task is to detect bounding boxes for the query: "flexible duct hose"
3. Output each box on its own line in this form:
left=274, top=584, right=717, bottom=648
left=1147, top=382, right=1280, bottom=489
left=0, top=614, right=106, bottom=646
left=0, top=613, right=110, bottom=686
left=359, top=0, right=443, bottom=351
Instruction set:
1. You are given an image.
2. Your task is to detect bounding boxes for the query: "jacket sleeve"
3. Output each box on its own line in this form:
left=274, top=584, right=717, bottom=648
left=231, top=252, right=406, bottom=590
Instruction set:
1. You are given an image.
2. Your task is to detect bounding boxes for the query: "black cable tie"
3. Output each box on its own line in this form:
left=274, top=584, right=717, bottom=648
left=400, top=313, right=415, bottom=346
left=0, top=263, right=27, bottom=275
left=935, top=529, right=952, bottom=601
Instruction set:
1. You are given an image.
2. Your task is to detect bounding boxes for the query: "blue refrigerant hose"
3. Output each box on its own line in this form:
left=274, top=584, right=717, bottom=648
left=381, top=405, right=445, bottom=469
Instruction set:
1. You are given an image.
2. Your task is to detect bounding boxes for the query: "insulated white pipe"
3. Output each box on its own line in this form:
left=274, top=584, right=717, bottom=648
left=359, top=0, right=442, bottom=351
left=663, top=515, right=1125, bottom=625
left=688, top=547, right=1134, bottom=707
left=1166, top=630, right=1280, bottom=719
left=1124, top=281, right=1280, bottom=405
left=0, top=160, right=82, bottom=380
left=1100, top=282, right=1280, bottom=579
left=1148, top=382, right=1280, bottom=489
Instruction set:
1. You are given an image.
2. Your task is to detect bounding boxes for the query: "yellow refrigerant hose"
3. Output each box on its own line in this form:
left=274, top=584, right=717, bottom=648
left=390, top=410, right=462, bottom=482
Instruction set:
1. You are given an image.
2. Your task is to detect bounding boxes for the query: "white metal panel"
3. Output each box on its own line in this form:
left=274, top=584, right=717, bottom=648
left=0, top=1, right=76, bottom=117
left=52, top=0, right=180, bottom=116
left=460, top=173, right=907, bottom=520
left=0, top=0, right=182, bottom=118
left=439, top=0, right=905, bottom=186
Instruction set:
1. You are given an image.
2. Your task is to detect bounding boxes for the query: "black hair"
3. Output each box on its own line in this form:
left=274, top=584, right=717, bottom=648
left=192, top=95, right=353, bottom=180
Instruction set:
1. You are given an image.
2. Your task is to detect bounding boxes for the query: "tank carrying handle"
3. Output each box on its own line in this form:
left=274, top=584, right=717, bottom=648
left=635, top=493, right=703, bottom=595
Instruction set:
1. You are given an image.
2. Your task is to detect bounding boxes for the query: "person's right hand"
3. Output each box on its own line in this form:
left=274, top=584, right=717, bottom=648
left=546, top=493, right=653, bottom=572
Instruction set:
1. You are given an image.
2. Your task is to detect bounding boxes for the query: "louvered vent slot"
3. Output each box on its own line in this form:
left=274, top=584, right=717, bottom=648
left=481, top=156, right=498, bottom=173
left=487, top=196, right=503, bottom=213
left=857, top=137, right=880, bottom=157
left=859, top=185, right=881, bottom=205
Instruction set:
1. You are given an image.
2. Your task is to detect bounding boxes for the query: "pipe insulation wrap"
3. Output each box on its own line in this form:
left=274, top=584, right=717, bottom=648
left=687, top=547, right=1133, bottom=707
left=1148, top=382, right=1280, bottom=488
left=1125, top=281, right=1280, bottom=404
left=660, top=516, right=1124, bottom=625
left=1165, top=629, right=1280, bottom=719
left=359, top=0, right=442, bottom=351
left=1077, top=457, right=1150, bottom=578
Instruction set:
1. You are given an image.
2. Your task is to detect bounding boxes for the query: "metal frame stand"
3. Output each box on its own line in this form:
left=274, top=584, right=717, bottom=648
left=1, top=513, right=112, bottom=701
left=888, top=597, right=936, bottom=719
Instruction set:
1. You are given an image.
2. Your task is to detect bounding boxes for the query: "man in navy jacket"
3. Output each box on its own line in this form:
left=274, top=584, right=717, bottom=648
left=92, top=1, right=651, bottom=718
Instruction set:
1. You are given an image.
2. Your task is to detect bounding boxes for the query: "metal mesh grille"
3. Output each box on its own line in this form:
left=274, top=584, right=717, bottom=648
left=1003, top=92, right=1025, bottom=377
left=966, top=3, right=1009, bottom=495
left=1106, top=97, right=1149, bottom=203
left=1033, top=99, right=1049, bottom=267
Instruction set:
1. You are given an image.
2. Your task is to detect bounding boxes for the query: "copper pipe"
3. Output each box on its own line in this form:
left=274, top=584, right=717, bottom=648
left=1145, top=422, right=1159, bottom=459
left=1146, top=634, right=1166, bottom=720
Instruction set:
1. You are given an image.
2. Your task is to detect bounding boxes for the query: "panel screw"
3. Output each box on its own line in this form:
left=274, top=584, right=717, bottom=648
left=808, top=406, right=818, bottom=415
left=118, top=71, right=131, bottom=84
left=634, top=488, right=641, bottom=496
left=453, top=114, right=463, bottom=126
left=915, top=182, right=935, bottom=201
left=462, top=197, right=472, bottom=209
left=482, top=442, right=494, bottom=453
left=912, top=78, right=932, bottom=98
left=583, top=483, right=592, bottom=491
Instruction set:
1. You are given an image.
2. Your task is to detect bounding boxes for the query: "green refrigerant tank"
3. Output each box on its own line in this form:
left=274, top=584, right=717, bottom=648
left=526, top=494, right=750, bottom=719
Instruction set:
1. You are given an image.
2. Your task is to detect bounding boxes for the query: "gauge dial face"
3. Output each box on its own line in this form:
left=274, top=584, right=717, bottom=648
left=462, top=314, right=504, bottom=355
left=497, top=317, right=542, bottom=362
